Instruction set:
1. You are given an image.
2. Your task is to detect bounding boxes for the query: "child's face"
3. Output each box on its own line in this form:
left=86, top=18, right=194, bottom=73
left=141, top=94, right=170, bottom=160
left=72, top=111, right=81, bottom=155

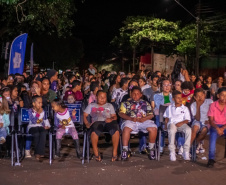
left=42, top=79, right=50, bottom=91
left=33, top=97, right=42, bottom=110
left=77, top=84, right=82, bottom=91
left=67, top=95, right=75, bottom=104
left=218, top=91, right=226, bottom=104
left=174, top=81, right=181, bottom=91
left=138, top=79, right=145, bottom=87
left=51, top=102, right=61, bottom=112
left=173, top=94, right=182, bottom=105
left=183, top=89, right=190, bottom=95
left=195, top=92, right=205, bottom=102
left=3, top=91, right=10, bottom=99
left=12, top=88, right=18, bottom=97
left=124, top=81, right=129, bottom=89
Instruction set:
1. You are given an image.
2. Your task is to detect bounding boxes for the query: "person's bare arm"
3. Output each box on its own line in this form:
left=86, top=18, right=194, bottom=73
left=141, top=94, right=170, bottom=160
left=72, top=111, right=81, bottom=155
left=105, top=114, right=117, bottom=123
left=118, top=112, right=136, bottom=122
left=209, top=116, right=224, bottom=135
left=194, top=99, right=201, bottom=121
left=137, top=114, right=154, bottom=123
left=175, top=120, right=189, bottom=127
left=83, top=112, right=91, bottom=128
left=165, top=117, right=169, bottom=130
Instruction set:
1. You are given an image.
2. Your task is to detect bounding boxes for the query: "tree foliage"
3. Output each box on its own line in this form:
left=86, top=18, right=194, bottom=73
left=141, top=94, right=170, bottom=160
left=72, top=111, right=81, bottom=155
left=0, top=0, right=76, bottom=38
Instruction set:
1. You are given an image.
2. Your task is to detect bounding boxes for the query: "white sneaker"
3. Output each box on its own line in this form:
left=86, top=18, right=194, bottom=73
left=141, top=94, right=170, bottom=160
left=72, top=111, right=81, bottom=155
left=0, top=137, right=6, bottom=144
left=25, top=150, right=32, bottom=158
left=178, top=146, right=183, bottom=155
left=160, top=146, right=163, bottom=153
left=199, top=144, right=205, bottom=153
left=196, top=143, right=201, bottom=154
left=170, top=152, right=176, bottom=161
left=182, top=152, right=190, bottom=161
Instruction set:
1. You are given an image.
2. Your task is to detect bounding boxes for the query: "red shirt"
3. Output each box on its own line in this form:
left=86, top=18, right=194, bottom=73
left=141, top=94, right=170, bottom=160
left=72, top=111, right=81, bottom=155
left=63, top=90, right=83, bottom=101
left=182, top=89, right=194, bottom=103
left=208, top=100, right=226, bottom=125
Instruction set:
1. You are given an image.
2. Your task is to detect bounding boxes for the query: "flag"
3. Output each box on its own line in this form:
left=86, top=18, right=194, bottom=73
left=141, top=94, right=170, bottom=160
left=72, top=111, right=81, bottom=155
left=8, top=33, right=28, bottom=75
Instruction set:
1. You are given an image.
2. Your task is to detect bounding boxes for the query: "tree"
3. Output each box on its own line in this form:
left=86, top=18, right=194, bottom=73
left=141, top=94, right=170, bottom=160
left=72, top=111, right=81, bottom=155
left=111, top=16, right=180, bottom=70
left=0, top=0, right=77, bottom=38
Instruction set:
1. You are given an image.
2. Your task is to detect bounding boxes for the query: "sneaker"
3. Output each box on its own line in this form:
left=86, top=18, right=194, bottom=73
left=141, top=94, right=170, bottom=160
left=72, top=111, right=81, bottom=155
left=178, top=146, right=183, bottom=155
left=170, top=152, right=176, bottom=161
left=207, top=159, right=215, bottom=168
left=0, top=137, right=6, bottom=144
left=182, top=152, right=190, bottom=161
left=196, top=143, right=201, bottom=154
left=160, top=146, right=163, bottom=153
left=121, top=149, right=129, bottom=161
left=25, top=150, right=32, bottom=158
left=147, top=148, right=155, bottom=160
left=199, top=144, right=205, bottom=153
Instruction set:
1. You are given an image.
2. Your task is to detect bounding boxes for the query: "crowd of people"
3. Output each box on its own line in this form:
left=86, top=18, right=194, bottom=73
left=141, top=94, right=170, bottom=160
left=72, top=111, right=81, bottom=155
left=0, top=60, right=225, bottom=168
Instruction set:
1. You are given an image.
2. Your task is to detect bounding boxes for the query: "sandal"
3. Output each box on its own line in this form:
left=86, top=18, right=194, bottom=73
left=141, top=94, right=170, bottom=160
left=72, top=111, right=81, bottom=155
left=95, top=155, right=102, bottom=162
left=111, top=156, right=118, bottom=162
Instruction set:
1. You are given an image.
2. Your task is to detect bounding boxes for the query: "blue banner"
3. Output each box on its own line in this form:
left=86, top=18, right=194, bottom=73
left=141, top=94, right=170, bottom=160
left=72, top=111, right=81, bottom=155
left=8, top=33, right=28, bottom=75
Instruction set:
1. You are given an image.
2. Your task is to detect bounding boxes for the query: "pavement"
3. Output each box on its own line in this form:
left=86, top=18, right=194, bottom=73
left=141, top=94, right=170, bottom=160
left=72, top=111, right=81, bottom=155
left=0, top=136, right=226, bottom=185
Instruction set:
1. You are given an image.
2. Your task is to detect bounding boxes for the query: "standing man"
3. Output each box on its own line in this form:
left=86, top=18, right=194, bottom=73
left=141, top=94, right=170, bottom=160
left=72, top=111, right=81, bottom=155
left=88, top=64, right=97, bottom=75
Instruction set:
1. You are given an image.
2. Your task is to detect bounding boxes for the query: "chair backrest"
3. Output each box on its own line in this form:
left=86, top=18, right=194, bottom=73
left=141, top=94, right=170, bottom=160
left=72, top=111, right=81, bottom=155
left=65, top=101, right=83, bottom=125
left=159, top=105, right=168, bottom=123
left=19, top=108, right=30, bottom=124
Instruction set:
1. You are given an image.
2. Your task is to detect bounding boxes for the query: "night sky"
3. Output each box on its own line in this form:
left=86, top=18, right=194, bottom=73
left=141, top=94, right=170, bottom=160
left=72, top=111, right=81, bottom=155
left=74, top=0, right=225, bottom=62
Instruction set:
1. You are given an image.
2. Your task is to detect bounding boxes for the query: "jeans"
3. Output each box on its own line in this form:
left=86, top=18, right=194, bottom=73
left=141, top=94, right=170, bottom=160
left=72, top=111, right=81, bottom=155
left=25, top=136, right=32, bottom=150
left=209, top=125, right=226, bottom=160
left=0, top=128, right=7, bottom=139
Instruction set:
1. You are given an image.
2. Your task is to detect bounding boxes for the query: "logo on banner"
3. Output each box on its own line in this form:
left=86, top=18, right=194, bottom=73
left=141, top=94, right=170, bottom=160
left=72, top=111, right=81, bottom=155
left=13, top=52, right=22, bottom=68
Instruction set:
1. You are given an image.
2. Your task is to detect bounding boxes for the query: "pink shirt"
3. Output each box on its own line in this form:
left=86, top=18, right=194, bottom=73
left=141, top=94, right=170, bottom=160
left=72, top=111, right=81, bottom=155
left=88, top=93, right=96, bottom=104
left=207, top=100, right=226, bottom=125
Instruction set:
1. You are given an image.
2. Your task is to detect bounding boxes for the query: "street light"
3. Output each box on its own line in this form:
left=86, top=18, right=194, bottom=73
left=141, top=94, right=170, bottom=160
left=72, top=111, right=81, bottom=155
left=171, top=0, right=201, bottom=76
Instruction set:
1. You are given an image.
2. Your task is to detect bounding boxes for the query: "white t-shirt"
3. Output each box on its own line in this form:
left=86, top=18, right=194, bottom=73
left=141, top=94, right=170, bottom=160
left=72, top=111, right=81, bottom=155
left=56, top=108, right=74, bottom=128
left=190, top=99, right=213, bottom=124
left=179, top=72, right=185, bottom=82
left=163, top=103, right=191, bottom=125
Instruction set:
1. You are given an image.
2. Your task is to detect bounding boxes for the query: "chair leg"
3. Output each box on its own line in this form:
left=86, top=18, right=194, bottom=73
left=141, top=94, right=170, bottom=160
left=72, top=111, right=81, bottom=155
left=158, top=129, right=161, bottom=161
left=11, top=134, right=14, bottom=166
left=87, top=134, right=90, bottom=163
left=82, top=132, right=87, bottom=164
left=14, top=133, right=21, bottom=166
left=49, top=133, right=52, bottom=165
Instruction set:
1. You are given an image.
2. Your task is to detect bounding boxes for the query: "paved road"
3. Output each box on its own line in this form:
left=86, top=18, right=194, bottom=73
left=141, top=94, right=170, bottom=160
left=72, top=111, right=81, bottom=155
left=0, top=136, right=226, bottom=185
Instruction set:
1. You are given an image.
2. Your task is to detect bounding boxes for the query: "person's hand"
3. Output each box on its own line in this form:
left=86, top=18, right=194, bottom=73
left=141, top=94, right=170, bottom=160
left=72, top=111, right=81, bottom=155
left=176, top=122, right=184, bottom=127
left=15, top=100, right=20, bottom=105
left=35, top=87, right=41, bottom=96
left=0, top=123, right=3, bottom=128
left=164, top=103, right=171, bottom=106
left=131, top=117, right=137, bottom=122
left=105, top=118, right=112, bottom=123
left=62, top=125, right=66, bottom=129
left=216, top=127, right=224, bottom=136
left=137, top=117, right=145, bottom=123
left=45, top=126, right=50, bottom=130
left=72, top=109, right=77, bottom=117
left=204, top=120, right=209, bottom=125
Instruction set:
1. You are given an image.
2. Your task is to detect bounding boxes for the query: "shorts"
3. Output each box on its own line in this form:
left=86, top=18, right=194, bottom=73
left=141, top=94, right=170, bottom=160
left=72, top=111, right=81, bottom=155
left=192, top=120, right=209, bottom=133
left=121, top=120, right=157, bottom=133
left=91, top=120, right=119, bottom=136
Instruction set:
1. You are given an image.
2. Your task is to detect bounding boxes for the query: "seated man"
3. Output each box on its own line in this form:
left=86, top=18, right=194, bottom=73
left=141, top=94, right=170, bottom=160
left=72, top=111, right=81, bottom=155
left=119, top=86, right=157, bottom=160
left=83, top=90, right=120, bottom=162
left=164, top=90, right=191, bottom=161
left=207, top=87, right=226, bottom=168
left=190, top=88, right=213, bottom=154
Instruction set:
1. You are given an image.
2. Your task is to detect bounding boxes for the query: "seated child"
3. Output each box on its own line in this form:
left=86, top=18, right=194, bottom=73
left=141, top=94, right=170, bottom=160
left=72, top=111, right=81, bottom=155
left=0, top=96, right=10, bottom=144
left=88, top=81, right=100, bottom=104
left=28, top=96, right=50, bottom=160
left=207, top=87, right=226, bottom=167
left=67, top=94, right=76, bottom=104
left=51, top=98, right=82, bottom=159
left=164, top=90, right=191, bottom=161
left=63, top=80, right=83, bottom=101
left=181, top=81, right=194, bottom=105
left=190, top=88, right=213, bottom=154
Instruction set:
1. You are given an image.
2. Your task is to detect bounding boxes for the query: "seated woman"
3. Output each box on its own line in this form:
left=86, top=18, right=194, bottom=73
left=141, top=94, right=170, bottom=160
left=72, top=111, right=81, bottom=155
left=83, top=90, right=120, bottom=162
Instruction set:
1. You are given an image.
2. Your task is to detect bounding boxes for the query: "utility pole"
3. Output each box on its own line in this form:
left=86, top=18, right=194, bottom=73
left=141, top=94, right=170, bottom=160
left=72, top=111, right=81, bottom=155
left=195, top=0, right=201, bottom=76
